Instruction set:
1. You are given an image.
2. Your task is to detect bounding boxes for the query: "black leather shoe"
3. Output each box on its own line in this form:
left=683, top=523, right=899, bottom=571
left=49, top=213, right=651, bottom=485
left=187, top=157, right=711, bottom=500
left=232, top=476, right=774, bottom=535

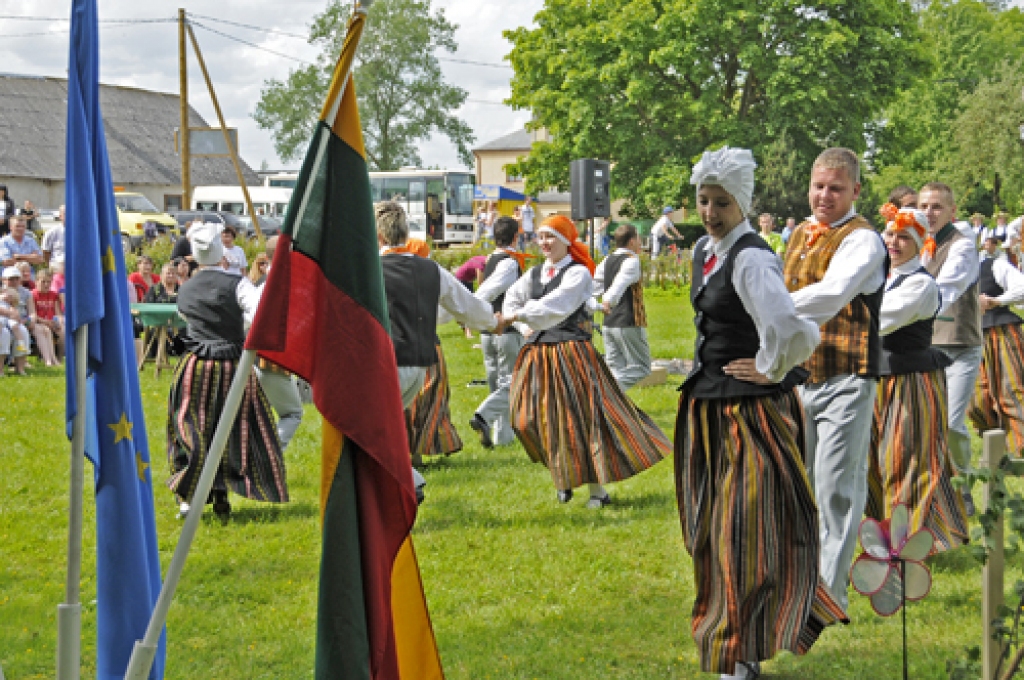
left=586, top=493, right=611, bottom=509
left=556, top=489, right=573, bottom=503
left=469, top=414, right=494, bottom=449
left=212, top=491, right=231, bottom=524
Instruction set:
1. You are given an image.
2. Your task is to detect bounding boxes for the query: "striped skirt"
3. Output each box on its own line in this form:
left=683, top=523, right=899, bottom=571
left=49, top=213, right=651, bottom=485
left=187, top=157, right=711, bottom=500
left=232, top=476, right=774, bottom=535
left=406, top=343, right=463, bottom=458
left=675, top=389, right=848, bottom=674
left=969, top=324, right=1024, bottom=456
left=867, top=370, right=968, bottom=553
left=510, top=339, right=669, bottom=490
left=166, top=353, right=289, bottom=504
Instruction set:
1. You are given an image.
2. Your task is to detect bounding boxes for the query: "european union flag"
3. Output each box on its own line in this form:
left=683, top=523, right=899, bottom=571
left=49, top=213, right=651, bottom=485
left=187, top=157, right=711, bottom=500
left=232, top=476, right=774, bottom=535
left=64, top=1, right=165, bottom=678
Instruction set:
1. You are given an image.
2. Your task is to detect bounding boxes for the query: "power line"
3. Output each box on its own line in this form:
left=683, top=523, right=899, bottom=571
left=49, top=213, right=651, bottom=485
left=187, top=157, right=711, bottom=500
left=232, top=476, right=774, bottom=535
left=189, top=20, right=316, bottom=66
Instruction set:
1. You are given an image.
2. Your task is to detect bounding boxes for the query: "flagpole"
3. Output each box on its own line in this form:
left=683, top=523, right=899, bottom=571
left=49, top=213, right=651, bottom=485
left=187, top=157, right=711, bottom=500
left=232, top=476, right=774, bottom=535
left=124, top=348, right=256, bottom=680
left=57, top=325, right=88, bottom=680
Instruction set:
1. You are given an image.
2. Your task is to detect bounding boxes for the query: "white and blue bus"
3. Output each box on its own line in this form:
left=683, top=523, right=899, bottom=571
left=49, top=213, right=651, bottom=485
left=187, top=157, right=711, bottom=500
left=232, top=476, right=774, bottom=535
left=369, top=169, right=476, bottom=245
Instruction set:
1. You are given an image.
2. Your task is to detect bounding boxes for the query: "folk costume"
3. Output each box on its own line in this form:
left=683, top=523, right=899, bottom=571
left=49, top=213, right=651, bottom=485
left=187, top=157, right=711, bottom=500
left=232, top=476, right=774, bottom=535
left=679, top=148, right=846, bottom=678
left=166, top=223, right=288, bottom=520
left=381, top=240, right=495, bottom=496
left=471, top=246, right=527, bottom=447
left=867, top=206, right=967, bottom=553
left=785, top=186, right=889, bottom=609
left=504, top=215, right=669, bottom=506
left=593, top=246, right=651, bottom=391
left=968, top=250, right=1024, bottom=454
left=921, top=217, right=982, bottom=475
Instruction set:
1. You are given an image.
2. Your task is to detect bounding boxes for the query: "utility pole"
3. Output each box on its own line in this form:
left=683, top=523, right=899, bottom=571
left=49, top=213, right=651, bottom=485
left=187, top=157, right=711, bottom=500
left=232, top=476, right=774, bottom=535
left=187, top=24, right=263, bottom=239
left=178, top=8, right=191, bottom=212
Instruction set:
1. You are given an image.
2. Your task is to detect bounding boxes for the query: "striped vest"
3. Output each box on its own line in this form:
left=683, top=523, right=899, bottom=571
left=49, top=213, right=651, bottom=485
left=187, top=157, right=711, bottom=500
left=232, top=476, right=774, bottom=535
left=783, top=215, right=885, bottom=384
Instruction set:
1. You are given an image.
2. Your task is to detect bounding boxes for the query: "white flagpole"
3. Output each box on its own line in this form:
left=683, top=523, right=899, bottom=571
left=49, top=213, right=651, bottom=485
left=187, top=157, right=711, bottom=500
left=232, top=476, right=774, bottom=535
left=57, top=325, right=88, bottom=680
left=124, top=348, right=256, bottom=680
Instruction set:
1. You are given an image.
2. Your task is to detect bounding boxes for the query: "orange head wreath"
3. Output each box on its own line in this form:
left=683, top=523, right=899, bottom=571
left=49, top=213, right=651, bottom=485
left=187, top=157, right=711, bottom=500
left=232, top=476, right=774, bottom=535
left=537, top=215, right=596, bottom=274
left=880, top=203, right=935, bottom=258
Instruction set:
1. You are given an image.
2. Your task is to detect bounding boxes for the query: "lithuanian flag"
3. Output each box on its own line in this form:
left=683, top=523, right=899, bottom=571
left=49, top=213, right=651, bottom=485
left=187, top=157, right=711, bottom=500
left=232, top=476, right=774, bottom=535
left=246, top=6, right=444, bottom=679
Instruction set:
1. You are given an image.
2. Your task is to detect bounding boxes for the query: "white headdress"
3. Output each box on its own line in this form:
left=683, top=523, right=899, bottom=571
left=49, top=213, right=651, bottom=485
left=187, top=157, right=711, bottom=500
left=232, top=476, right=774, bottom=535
left=689, top=147, right=757, bottom=215
left=190, top=222, right=225, bottom=266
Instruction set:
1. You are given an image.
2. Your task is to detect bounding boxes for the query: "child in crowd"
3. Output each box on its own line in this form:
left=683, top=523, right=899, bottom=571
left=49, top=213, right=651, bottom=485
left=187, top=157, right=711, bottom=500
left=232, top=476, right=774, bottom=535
left=16, top=261, right=34, bottom=290
left=0, top=287, right=30, bottom=374
left=50, top=262, right=65, bottom=293
left=220, top=225, right=247, bottom=276
left=32, top=269, right=64, bottom=363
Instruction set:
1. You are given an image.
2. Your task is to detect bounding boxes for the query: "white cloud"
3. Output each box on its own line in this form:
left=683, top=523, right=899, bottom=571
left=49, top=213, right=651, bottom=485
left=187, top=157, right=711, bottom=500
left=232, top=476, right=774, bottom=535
left=0, top=0, right=543, bottom=172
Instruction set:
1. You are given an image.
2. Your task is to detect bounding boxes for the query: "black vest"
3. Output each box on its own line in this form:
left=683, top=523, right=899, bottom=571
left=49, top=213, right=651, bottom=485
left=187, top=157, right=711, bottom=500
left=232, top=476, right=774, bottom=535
left=979, top=257, right=1023, bottom=329
left=880, top=269, right=952, bottom=376
left=482, top=251, right=521, bottom=313
left=177, top=270, right=246, bottom=359
left=524, top=262, right=592, bottom=345
left=683, top=233, right=807, bottom=399
left=602, top=252, right=639, bottom=328
left=382, top=254, right=441, bottom=367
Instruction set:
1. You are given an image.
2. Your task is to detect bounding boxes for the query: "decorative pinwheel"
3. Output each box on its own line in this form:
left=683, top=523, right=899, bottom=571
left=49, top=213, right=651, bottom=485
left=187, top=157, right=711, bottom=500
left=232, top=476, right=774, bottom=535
left=851, top=503, right=934, bottom=617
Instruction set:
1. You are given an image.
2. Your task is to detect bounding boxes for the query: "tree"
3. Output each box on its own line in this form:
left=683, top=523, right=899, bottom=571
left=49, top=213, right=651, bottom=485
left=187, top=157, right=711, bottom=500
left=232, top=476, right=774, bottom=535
left=504, top=0, right=927, bottom=217
left=253, top=0, right=475, bottom=170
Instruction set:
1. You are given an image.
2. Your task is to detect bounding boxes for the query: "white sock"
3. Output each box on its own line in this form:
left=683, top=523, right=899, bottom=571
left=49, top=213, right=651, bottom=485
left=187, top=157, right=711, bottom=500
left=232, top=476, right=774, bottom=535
left=588, top=483, right=607, bottom=498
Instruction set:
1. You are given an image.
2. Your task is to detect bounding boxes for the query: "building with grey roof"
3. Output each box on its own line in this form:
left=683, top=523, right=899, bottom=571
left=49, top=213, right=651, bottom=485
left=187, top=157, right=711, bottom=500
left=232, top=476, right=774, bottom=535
left=0, top=73, right=258, bottom=211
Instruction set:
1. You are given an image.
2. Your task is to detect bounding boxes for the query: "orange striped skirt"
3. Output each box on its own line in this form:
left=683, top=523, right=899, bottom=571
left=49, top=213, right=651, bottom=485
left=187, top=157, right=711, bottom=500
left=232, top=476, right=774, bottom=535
left=406, top=343, right=463, bottom=458
left=868, top=370, right=968, bottom=552
left=969, top=323, right=1024, bottom=456
left=510, top=339, right=669, bottom=490
left=675, top=388, right=847, bottom=674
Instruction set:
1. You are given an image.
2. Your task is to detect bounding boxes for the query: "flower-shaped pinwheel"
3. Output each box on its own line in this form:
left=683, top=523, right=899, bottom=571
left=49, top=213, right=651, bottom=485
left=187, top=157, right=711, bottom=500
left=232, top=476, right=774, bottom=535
left=850, top=503, right=935, bottom=617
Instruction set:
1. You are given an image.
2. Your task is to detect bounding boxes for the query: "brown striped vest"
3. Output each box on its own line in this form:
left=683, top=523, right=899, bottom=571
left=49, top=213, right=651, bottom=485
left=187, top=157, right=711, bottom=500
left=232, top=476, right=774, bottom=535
left=783, top=215, right=885, bottom=384
left=923, top=224, right=982, bottom=347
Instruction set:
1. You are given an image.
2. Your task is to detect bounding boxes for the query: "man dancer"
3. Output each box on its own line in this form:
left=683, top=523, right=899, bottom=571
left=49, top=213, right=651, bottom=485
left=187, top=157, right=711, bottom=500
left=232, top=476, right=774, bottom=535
left=593, top=223, right=651, bottom=391
left=918, top=182, right=982, bottom=514
left=784, top=147, right=888, bottom=609
left=470, top=216, right=526, bottom=447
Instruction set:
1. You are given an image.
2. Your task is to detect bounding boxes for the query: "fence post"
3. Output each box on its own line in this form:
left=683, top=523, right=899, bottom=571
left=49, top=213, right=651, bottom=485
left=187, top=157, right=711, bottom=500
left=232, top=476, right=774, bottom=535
left=982, top=429, right=1007, bottom=680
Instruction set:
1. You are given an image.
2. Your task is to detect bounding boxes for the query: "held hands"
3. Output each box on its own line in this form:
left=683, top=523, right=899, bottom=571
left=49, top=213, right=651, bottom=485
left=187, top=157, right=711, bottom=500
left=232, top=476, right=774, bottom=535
left=493, top=312, right=513, bottom=335
left=979, top=293, right=1000, bottom=312
left=723, top=358, right=774, bottom=385
left=601, top=301, right=612, bottom=315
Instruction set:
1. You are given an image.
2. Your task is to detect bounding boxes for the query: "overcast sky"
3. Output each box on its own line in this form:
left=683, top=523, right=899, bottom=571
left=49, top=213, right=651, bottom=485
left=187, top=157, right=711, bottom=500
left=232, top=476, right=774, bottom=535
left=0, top=0, right=545, bottom=172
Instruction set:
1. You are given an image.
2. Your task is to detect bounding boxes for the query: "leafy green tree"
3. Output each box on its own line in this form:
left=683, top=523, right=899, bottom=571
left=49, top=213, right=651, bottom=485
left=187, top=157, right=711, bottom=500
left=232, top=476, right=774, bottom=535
left=253, top=0, right=474, bottom=170
left=504, top=0, right=926, bottom=217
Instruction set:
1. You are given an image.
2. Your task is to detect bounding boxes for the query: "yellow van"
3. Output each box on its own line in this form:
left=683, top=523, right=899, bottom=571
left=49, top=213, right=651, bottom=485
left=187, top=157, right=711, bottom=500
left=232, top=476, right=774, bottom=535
left=113, top=188, right=180, bottom=253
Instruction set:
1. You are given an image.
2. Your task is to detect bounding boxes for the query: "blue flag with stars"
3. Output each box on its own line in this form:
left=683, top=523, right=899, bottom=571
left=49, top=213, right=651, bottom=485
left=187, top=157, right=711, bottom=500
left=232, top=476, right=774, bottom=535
left=64, top=1, right=165, bottom=678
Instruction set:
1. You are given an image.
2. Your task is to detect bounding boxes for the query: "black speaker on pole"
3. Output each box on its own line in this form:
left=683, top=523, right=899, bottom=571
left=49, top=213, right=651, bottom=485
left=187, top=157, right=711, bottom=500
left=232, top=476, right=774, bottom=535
left=570, top=159, right=611, bottom=220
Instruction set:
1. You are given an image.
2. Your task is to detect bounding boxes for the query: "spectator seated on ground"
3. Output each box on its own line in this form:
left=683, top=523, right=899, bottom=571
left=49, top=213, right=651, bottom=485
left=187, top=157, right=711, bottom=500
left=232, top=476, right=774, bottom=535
left=32, top=268, right=64, bottom=363
left=0, top=287, right=30, bottom=375
left=128, top=255, right=159, bottom=301
left=143, top=263, right=184, bottom=356
left=51, top=261, right=65, bottom=293
left=3, top=266, right=58, bottom=367
left=16, top=261, right=34, bottom=290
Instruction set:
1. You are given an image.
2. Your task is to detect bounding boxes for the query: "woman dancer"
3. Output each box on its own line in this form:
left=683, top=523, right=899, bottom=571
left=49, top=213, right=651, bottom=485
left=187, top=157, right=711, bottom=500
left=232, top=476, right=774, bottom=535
left=502, top=214, right=670, bottom=508
left=166, top=222, right=288, bottom=521
left=867, top=205, right=967, bottom=552
left=676, top=147, right=846, bottom=679
left=969, top=235, right=1024, bottom=455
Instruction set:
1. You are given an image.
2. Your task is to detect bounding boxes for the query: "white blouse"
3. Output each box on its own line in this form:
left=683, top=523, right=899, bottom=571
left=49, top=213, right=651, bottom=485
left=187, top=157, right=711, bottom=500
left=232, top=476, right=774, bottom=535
left=503, top=254, right=593, bottom=334
left=879, top=257, right=940, bottom=336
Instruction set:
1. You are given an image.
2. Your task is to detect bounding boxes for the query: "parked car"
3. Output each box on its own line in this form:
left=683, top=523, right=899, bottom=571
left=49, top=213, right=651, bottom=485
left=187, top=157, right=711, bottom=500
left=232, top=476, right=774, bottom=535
left=168, top=210, right=280, bottom=239
left=114, top=189, right=179, bottom=252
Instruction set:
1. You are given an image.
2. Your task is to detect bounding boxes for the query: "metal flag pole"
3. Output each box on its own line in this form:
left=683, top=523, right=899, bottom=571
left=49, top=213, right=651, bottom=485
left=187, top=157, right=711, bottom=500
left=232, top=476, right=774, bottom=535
left=56, top=326, right=88, bottom=680
left=124, top=348, right=256, bottom=680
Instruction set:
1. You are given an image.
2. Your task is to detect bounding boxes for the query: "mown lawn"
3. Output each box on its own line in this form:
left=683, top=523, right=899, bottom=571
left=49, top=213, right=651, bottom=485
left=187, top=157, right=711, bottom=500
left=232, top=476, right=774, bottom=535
left=0, top=287, right=1011, bottom=678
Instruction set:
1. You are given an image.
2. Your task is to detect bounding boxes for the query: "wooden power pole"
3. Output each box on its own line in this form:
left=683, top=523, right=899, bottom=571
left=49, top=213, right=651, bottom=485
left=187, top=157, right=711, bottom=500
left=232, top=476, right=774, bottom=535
left=178, top=8, right=191, bottom=212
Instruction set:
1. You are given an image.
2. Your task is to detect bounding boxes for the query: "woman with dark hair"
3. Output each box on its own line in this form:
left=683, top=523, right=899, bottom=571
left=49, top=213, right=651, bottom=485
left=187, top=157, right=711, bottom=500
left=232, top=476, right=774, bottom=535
left=0, top=185, right=14, bottom=237
left=166, top=222, right=288, bottom=521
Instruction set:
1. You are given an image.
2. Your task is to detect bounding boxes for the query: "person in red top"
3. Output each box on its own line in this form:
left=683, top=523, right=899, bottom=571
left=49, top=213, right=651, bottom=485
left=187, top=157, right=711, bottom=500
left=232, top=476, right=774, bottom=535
left=127, top=255, right=159, bottom=301
left=32, top=268, right=64, bottom=362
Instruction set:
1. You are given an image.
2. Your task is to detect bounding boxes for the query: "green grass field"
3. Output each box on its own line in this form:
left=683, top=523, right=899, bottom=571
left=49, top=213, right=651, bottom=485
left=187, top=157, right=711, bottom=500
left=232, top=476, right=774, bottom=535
left=0, top=289, right=1011, bottom=678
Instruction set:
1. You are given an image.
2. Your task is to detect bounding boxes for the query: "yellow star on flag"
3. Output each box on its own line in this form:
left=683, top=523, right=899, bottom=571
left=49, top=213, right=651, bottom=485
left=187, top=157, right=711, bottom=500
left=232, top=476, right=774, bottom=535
left=108, top=412, right=133, bottom=444
left=101, top=245, right=116, bottom=274
left=136, top=453, right=150, bottom=483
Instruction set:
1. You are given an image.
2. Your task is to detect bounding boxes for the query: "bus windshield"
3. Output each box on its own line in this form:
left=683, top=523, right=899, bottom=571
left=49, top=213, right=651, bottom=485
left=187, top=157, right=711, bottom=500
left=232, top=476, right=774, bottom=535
left=445, top=174, right=474, bottom=216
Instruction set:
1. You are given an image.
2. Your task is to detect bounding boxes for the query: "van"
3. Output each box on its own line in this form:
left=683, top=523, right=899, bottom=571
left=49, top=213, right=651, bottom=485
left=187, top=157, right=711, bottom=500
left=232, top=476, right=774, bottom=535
left=114, top=188, right=180, bottom=253
left=191, top=185, right=292, bottom=222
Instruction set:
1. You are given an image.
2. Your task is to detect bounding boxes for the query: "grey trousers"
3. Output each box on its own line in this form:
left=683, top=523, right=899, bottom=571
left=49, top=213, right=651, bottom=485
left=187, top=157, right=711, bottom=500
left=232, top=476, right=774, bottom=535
left=603, top=326, right=651, bottom=391
left=477, top=331, right=525, bottom=445
left=799, top=374, right=877, bottom=610
left=255, top=368, right=304, bottom=451
left=398, top=365, right=428, bottom=492
left=937, top=344, right=984, bottom=472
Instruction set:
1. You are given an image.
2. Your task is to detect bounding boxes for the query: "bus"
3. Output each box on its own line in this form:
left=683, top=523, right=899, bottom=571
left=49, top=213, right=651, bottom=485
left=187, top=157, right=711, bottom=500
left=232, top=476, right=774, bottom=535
left=191, top=185, right=293, bottom=218
left=369, top=169, right=476, bottom=245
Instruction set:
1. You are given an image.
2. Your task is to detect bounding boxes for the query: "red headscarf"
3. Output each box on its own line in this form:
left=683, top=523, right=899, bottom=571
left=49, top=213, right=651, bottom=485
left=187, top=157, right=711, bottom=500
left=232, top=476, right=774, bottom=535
left=537, top=215, right=596, bottom=274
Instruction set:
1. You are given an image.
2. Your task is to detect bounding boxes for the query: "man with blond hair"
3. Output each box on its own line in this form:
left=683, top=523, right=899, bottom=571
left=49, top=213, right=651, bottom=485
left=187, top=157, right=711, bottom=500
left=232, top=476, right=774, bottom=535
left=784, top=147, right=889, bottom=610
left=918, top=182, right=982, bottom=513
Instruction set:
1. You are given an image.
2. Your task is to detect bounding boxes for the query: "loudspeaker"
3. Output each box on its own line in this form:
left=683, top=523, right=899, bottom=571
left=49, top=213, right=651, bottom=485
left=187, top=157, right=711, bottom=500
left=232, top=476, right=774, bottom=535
left=570, top=159, right=611, bottom=220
